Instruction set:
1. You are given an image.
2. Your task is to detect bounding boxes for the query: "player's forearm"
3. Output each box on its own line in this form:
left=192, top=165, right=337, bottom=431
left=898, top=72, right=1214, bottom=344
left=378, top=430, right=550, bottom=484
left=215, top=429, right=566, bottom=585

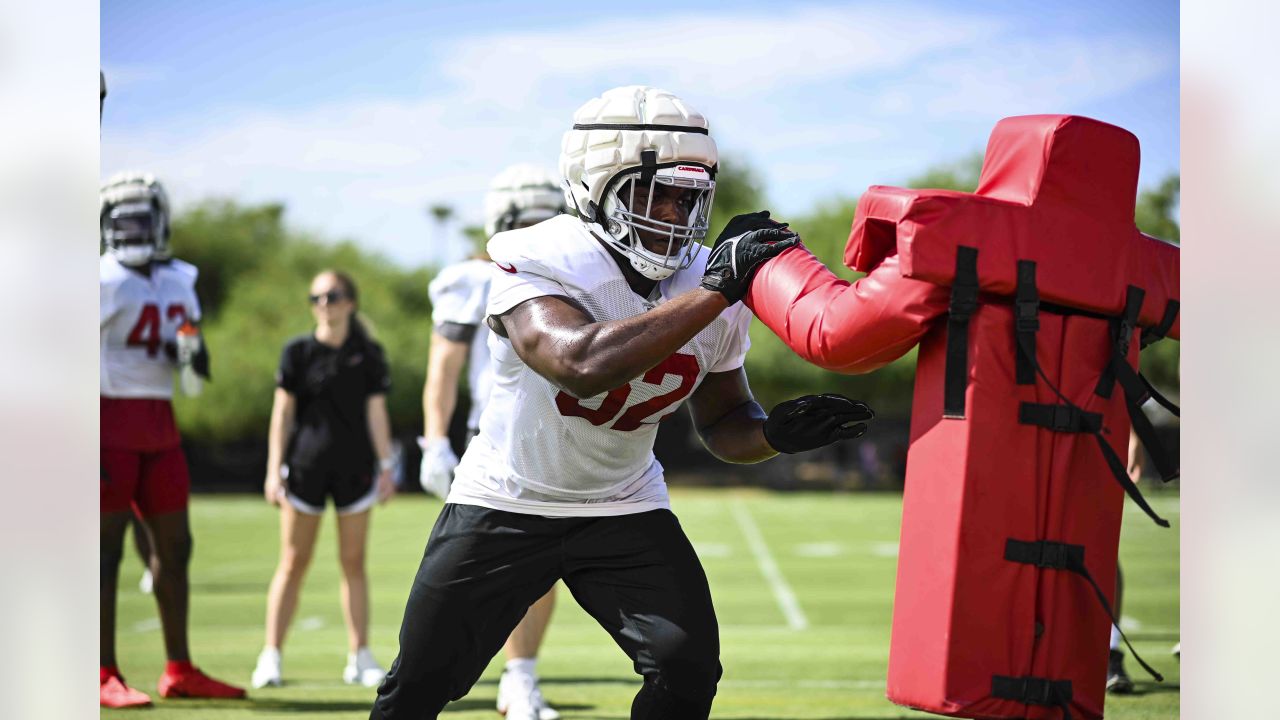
left=558, top=288, right=729, bottom=397
left=697, top=400, right=777, bottom=464
left=367, top=394, right=394, bottom=464
left=423, top=334, right=467, bottom=438
left=266, top=396, right=293, bottom=474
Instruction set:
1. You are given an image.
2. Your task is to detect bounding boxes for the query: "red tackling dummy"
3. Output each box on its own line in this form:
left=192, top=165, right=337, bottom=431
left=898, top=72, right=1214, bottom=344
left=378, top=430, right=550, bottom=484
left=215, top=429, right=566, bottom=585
left=747, top=115, right=1179, bottom=720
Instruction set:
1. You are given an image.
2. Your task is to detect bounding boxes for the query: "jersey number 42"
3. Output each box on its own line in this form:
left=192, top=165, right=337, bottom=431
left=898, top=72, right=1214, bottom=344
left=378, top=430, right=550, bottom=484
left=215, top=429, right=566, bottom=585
left=127, top=303, right=188, bottom=357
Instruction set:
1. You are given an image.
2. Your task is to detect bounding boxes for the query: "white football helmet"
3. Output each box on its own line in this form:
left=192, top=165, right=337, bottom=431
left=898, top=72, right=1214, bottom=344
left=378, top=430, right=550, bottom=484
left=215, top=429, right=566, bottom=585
left=100, top=172, right=171, bottom=266
left=560, top=86, right=717, bottom=280
left=483, top=164, right=567, bottom=238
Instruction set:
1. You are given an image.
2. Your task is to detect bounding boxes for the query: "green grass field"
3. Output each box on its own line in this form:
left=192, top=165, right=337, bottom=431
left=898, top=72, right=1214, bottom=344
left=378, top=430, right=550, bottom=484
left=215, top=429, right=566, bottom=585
left=106, top=488, right=1179, bottom=719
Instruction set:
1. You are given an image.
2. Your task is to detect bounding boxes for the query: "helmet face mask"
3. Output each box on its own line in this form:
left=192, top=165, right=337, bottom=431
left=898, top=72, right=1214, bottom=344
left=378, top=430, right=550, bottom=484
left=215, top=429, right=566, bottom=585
left=599, top=166, right=715, bottom=281
left=103, top=201, right=160, bottom=266
left=100, top=172, right=171, bottom=266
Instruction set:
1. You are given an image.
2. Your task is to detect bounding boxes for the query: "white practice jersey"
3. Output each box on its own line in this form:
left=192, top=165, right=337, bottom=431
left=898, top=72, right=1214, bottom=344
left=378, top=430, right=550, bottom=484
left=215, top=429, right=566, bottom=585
left=447, top=215, right=753, bottom=517
left=428, top=258, right=493, bottom=429
left=100, top=254, right=202, bottom=399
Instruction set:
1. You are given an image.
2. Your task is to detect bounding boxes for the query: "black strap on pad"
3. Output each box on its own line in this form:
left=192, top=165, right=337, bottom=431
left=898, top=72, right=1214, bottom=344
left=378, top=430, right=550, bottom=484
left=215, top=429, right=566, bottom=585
left=944, top=246, right=979, bottom=419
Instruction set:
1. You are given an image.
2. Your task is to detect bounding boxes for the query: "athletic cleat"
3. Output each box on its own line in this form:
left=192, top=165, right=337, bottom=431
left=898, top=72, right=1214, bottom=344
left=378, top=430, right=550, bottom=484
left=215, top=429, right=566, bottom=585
left=101, top=675, right=152, bottom=708
left=498, top=670, right=560, bottom=720
left=158, top=664, right=247, bottom=699
left=343, top=647, right=386, bottom=688
left=251, top=647, right=283, bottom=688
left=1105, top=649, right=1134, bottom=694
left=138, top=569, right=153, bottom=594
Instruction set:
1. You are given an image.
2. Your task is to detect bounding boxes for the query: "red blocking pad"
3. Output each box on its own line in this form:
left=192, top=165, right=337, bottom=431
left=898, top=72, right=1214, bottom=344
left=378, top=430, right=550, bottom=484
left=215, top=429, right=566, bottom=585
left=847, top=115, right=1179, bottom=340
left=889, top=305, right=1133, bottom=719
left=745, top=114, right=1180, bottom=719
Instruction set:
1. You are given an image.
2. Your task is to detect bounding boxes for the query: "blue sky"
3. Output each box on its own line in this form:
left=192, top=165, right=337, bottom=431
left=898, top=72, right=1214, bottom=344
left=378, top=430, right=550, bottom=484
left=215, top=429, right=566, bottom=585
left=102, top=0, right=1179, bottom=267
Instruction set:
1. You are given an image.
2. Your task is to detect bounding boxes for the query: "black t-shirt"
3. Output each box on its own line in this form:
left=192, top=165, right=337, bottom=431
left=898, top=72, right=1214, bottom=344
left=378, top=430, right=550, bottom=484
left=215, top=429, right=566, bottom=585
left=276, top=331, right=390, bottom=475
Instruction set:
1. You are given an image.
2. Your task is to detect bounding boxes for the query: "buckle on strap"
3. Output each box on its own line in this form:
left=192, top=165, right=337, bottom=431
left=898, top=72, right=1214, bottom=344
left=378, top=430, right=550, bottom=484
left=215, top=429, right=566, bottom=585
left=1015, top=299, right=1040, bottom=332
left=1005, top=539, right=1084, bottom=572
left=1014, top=260, right=1040, bottom=332
left=1018, top=402, right=1102, bottom=433
left=1115, top=285, right=1146, bottom=357
left=949, top=282, right=978, bottom=319
left=991, top=674, right=1073, bottom=707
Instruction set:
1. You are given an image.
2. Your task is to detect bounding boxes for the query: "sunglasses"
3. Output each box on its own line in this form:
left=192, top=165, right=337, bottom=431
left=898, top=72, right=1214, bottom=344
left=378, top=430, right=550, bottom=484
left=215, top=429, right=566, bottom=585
left=308, top=290, right=348, bottom=305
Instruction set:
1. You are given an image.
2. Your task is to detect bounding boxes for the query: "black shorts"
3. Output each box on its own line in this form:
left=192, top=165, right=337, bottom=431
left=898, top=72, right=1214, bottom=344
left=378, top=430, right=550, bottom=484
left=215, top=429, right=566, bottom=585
left=283, top=464, right=375, bottom=515
left=371, top=504, right=722, bottom=719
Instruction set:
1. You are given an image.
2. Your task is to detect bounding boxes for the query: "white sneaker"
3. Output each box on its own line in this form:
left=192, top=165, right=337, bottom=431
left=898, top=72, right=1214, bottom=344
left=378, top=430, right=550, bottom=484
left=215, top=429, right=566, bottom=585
left=497, top=670, right=559, bottom=720
left=343, top=647, right=386, bottom=688
left=251, top=647, right=283, bottom=688
left=138, top=569, right=153, bottom=594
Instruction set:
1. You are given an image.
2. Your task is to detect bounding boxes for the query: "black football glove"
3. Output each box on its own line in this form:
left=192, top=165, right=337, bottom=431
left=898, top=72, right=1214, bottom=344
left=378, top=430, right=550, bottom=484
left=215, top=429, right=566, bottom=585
left=764, top=394, right=875, bottom=454
left=700, top=211, right=799, bottom=303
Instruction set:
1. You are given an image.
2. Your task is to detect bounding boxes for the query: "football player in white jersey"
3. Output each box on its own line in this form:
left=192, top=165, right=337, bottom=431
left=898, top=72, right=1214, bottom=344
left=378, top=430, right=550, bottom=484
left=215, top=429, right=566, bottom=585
left=100, top=173, right=245, bottom=707
left=419, top=164, right=567, bottom=720
left=372, top=86, right=874, bottom=720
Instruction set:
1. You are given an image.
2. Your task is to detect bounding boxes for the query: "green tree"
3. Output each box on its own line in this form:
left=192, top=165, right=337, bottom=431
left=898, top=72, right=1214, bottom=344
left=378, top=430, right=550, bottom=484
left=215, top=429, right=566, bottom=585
left=1135, top=174, right=1180, bottom=243
left=906, top=152, right=984, bottom=192
left=1133, top=174, right=1180, bottom=390
left=708, top=156, right=767, bottom=239
left=166, top=201, right=433, bottom=443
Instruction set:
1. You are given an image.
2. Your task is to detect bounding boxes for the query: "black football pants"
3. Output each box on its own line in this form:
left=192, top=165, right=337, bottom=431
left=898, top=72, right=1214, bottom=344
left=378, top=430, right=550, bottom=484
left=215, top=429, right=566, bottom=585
left=369, top=503, right=721, bottom=720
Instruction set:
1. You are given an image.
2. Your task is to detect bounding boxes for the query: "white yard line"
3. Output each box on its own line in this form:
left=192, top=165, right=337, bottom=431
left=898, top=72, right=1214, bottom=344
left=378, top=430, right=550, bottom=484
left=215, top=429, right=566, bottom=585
left=730, top=498, right=809, bottom=631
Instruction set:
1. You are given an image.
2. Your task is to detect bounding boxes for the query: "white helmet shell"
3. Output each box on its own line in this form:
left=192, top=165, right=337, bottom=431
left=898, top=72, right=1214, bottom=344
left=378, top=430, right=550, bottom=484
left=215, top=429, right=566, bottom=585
left=483, top=164, right=566, bottom=238
left=559, top=86, right=718, bottom=280
left=101, top=171, right=171, bottom=265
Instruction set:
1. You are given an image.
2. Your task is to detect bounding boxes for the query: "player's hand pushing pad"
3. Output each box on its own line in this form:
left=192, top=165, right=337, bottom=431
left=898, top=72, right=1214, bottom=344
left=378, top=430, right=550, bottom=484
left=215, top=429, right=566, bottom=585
left=764, top=394, right=875, bottom=454
left=701, top=211, right=799, bottom=303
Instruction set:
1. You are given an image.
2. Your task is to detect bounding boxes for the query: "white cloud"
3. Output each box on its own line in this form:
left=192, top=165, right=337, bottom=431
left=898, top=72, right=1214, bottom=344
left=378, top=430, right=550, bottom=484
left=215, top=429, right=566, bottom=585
left=437, top=5, right=1002, bottom=106
left=921, top=37, right=1174, bottom=117
left=101, top=5, right=1174, bottom=267
left=100, top=63, right=170, bottom=92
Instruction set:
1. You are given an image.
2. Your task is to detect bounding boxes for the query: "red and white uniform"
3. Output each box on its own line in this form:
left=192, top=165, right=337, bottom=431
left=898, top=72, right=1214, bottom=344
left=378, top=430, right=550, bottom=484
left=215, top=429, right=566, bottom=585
left=99, top=254, right=201, bottom=515
left=446, top=215, right=752, bottom=517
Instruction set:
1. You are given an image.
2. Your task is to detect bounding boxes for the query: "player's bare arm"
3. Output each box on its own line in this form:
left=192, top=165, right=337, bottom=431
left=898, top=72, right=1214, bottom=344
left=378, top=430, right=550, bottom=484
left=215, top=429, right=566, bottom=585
left=494, top=210, right=800, bottom=398
left=494, top=288, right=730, bottom=399
left=264, top=388, right=295, bottom=505
left=366, top=393, right=396, bottom=503
left=422, top=332, right=468, bottom=439
left=688, top=367, right=774, bottom=464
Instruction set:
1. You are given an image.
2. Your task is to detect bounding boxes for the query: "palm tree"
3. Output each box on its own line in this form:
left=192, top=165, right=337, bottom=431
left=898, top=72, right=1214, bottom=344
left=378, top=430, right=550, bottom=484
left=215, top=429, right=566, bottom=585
left=427, top=203, right=455, bottom=260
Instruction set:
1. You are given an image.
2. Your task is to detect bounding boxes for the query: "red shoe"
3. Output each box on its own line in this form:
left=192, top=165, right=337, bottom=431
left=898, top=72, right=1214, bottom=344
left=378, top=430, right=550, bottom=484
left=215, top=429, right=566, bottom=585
left=101, top=675, right=152, bottom=708
left=157, top=663, right=247, bottom=699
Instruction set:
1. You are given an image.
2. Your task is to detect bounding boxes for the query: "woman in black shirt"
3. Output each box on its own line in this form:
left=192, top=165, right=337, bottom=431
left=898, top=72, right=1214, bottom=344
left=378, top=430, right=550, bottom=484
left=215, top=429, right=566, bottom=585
left=252, top=270, right=395, bottom=689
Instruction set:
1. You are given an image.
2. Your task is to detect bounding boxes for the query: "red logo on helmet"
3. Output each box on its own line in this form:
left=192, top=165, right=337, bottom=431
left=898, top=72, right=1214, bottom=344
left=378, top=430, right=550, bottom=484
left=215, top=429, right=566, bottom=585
left=676, top=166, right=706, bottom=173
left=494, top=261, right=518, bottom=274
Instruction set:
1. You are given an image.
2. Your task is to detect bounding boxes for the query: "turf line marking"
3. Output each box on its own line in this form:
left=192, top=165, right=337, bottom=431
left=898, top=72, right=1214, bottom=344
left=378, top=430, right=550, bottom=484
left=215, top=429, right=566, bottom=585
left=298, top=616, right=325, bottom=631
left=730, top=498, right=809, bottom=631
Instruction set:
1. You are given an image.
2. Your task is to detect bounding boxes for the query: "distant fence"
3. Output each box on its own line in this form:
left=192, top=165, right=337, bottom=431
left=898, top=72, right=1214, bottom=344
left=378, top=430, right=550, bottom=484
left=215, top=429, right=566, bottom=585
left=182, top=406, right=1178, bottom=494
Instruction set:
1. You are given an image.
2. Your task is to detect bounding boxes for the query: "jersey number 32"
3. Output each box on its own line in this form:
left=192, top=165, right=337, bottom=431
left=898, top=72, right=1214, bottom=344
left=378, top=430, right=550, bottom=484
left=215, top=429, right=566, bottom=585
left=555, top=353, right=699, bottom=432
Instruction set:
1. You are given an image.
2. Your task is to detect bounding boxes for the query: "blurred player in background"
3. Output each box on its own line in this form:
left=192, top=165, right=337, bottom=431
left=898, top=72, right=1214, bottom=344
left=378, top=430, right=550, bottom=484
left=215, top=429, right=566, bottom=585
left=372, top=85, right=874, bottom=720
left=253, top=270, right=397, bottom=689
left=420, top=164, right=568, bottom=719
left=1109, top=404, right=1181, bottom=691
left=100, top=173, right=243, bottom=708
